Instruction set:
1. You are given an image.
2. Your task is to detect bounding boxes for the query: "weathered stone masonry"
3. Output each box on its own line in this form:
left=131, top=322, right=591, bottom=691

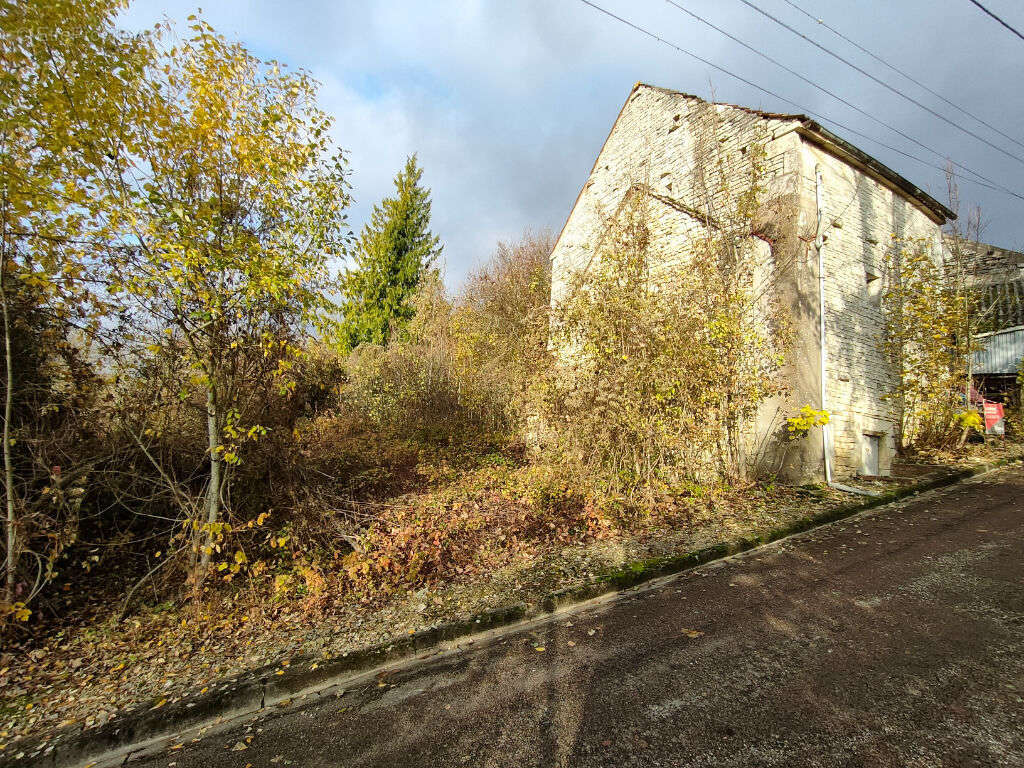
left=550, top=83, right=954, bottom=481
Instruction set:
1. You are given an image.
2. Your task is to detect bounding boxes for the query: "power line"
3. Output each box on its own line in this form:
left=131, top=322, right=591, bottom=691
left=733, top=0, right=1024, bottom=167
left=574, top=0, right=1024, bottom=203
left=661, top=0, right=1008, bottom=193
left=966, top=0, right=1024, bottom=43
left=779, top=0, right=1024, bottom=152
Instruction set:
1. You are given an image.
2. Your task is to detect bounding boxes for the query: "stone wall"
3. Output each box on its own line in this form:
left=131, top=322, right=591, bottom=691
left=798, top=138, right=942, bottom=476
left=550, top=83, right=947, bottom=481
left=551, top=85, right=800, bottom=305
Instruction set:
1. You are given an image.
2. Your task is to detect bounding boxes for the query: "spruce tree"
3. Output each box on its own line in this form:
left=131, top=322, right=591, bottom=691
left=339, top=155, right=443, bottom=349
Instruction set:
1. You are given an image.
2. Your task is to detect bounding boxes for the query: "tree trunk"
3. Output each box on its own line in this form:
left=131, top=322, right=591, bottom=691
left=196, top=375, right=221, bottom=583
left=1, top=260, right=16, bottom=604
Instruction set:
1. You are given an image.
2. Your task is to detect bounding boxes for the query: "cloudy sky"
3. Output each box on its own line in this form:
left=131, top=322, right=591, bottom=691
left=119, top=0, right=1024, bottom=288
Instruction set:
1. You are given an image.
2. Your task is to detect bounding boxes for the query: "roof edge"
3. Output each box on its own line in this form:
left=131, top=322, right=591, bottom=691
left=549, top=84, right=641, bottom=261
left=943, top=233, right=1024, bottom=257
left=974, top=324, right=1024, bottom=339
left=636, top=83, right=955, bottom=224
left=633, top=82, right=805, bottom=121
left=551, top=83, right=956, bottom=262
left=797, top=120, right=955, bottom=224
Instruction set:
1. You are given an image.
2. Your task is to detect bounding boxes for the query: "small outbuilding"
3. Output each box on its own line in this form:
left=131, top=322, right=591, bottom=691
left=973, top=326, right=1024, bottom=402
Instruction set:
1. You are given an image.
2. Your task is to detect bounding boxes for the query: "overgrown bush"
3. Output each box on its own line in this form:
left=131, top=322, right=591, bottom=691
left=0, top=277, right=102, bottom=621
left=882, top=236, right=973, bottom=449
left=28, top=230, right=551, bottom=621
left=454, top=231, right=553, bottom=416
left=541, top=118, right=792, bottom=496
left=341, top=232, right=554, bottom=444
left=541, top=198, right=717, bottom=497
left=342, top=274, right=510, bottom=441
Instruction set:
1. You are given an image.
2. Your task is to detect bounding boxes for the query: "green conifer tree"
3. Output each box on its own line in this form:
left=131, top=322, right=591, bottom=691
left=339, top=155, right=443, bottom=349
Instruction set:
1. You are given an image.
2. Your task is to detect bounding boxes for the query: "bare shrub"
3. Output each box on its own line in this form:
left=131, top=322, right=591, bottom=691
left=0, top=278, right=102, bottom=621
left=341, top=232, right=554, bottom=444
left=456, top=231, right=553, bottom=412
left=542, top=195, right=717, bottom=497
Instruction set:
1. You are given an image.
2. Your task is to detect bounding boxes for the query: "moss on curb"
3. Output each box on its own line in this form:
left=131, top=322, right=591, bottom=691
left=5, top=453, right=1021, bottom=768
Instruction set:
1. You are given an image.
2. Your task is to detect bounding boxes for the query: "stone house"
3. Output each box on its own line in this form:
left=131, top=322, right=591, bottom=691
left=550, top=83, right=955, bottom=482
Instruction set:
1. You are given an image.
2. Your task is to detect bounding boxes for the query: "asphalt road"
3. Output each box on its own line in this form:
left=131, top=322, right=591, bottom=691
left=135, top=466, right=1024, bottom=768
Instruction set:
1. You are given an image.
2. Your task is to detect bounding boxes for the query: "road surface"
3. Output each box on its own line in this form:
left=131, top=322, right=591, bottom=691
left=134, top=466, right=1024, bottom=767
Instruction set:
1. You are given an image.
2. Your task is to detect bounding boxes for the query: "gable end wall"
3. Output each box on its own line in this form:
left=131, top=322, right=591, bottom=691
left=550, top=84, right=946, bottom=481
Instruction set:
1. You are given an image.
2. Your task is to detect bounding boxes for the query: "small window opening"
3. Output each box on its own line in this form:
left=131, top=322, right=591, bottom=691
left=866, top=270, right=882, bottom=307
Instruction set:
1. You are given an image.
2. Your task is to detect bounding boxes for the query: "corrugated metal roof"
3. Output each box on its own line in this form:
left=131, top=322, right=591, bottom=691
left=973, top=326, right=1024, bottom=375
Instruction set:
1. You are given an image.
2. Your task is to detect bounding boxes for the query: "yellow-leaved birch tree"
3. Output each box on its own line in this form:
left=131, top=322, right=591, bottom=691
left=106, top=19, right=351, bottom=585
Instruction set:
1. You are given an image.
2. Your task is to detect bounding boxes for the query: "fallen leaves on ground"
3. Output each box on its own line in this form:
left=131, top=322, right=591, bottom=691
left=0, top=452, right=991, bottom=756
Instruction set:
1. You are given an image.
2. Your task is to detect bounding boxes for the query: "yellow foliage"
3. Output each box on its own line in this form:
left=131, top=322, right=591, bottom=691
left=785, top=406, right=831, bottom=439
left=1, top=602, right=31, bottom=622
left=545, top=118, right=793, bottom=492
left=882, top=236, right=976, bottom=449
left=955, top=409, right=983, bottom=432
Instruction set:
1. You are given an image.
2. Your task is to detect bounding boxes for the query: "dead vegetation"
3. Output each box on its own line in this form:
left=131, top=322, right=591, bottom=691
left=3, top=10, right=1019, bottom=756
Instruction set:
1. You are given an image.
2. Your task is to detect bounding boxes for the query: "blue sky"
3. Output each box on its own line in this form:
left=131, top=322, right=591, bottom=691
left=119, top=0, right=1024, bottom=288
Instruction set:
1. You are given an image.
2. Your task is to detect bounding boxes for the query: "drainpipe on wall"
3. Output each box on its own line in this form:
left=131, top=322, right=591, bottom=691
left=815, top=165, right=832, bottom=486
left=814, top=164, right=879, bottom=498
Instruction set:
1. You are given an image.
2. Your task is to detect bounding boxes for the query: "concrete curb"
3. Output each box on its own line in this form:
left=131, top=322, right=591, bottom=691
left=5, top=453, right=1021, bottom=768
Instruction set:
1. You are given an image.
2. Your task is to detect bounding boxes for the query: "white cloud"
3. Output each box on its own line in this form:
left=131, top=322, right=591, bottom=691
left=120, top=0, right=1024, bottom=285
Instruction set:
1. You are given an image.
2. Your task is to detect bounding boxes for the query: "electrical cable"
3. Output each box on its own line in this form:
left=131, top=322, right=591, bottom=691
left=662, top=0, right=1010, bottom=193
left=575, top=0, right=1024, bottom=202
left=779, top=0, right=1024, bottom=151
left=966, top=0, right=1024, bottom=43
left=734, top=0, right=1024, bottom=167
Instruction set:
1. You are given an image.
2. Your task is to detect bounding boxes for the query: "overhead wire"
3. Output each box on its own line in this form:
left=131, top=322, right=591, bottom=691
left=575, top=0, right=1024, bottom=203
left=661, top=0, right=1012, bottom=194
left=965, top=0, right=1024, bottom=43
left=779, top=0, right=1024, bottom=152
left=733, top=0, right=1024, bottom=167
